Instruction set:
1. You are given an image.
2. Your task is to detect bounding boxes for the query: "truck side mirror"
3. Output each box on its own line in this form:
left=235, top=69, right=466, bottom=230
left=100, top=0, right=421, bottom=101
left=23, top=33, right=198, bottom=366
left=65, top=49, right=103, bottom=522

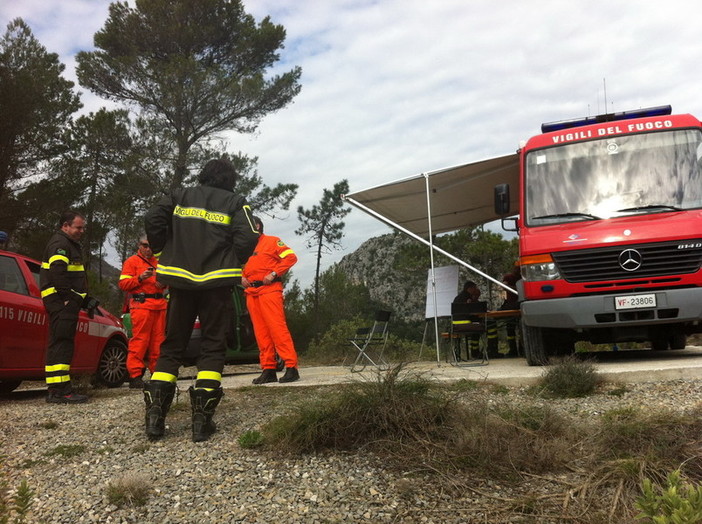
left=494, top=183, right=510, bottom=215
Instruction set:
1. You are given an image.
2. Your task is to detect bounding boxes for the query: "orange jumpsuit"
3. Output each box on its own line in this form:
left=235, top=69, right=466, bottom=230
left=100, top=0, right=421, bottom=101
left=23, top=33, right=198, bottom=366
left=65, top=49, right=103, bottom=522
left=243, top=234, right=298, bottom=370
left=119, top=254, right=167, bottom=378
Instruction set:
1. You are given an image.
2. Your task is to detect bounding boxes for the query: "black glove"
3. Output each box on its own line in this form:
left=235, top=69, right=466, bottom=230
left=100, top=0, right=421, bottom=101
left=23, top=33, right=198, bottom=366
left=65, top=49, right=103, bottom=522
left=81, top=295, right=100, bottom=319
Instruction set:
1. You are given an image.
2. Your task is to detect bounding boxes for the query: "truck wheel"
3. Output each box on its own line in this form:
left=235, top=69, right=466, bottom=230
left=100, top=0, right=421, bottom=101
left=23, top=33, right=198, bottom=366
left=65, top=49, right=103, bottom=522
left=0, top=380, right=21, bottom=396
left=650, top=336, right=669, bottom=351
left=669, top=333, right=687, bottom=350
left=96, top=339, right=128, bottom=388
left=522, top=320, right=549, bottom=366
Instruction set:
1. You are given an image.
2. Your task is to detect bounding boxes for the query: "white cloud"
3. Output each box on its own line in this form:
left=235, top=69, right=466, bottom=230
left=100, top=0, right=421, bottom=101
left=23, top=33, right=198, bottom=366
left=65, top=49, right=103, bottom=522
left=3, top=0, right=702, bottom=287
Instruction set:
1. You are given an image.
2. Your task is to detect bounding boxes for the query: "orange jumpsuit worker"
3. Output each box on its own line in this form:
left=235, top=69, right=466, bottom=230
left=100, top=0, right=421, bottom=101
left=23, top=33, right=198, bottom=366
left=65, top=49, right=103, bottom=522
left=242, top=216, right=299, bottom=384
left=119, top=235, right=167, bottom=389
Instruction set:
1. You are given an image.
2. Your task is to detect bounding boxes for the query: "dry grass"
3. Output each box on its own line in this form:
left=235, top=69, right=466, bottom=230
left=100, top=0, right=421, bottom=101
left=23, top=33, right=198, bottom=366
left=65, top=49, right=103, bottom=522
left=105, top=473, right=152, bottom=508
left=256, top=363, right=702, bottom=522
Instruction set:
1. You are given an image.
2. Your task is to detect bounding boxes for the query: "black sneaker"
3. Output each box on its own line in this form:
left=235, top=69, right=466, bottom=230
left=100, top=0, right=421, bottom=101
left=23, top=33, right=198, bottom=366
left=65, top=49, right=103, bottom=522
left=252, top=369, right=278, bottom=384
left=129, top=376, right=145, bottom=389
left=46, top=389, right=88, bottom=404
left=278, top=367, right=300, bottom=383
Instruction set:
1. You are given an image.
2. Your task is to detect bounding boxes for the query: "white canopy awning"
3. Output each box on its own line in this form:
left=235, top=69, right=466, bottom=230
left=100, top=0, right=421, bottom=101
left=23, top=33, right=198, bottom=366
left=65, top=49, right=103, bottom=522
left=345, top=153, right=519, bottom=238
left=344, top=153, right=520, bottom=364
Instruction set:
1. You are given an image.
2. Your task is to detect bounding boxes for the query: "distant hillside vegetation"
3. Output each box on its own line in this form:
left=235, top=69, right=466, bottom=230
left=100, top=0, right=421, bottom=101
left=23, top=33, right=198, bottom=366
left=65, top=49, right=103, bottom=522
left=337, top=233, right=428, bottom=322
left=337, top=230, right=516, bottom=322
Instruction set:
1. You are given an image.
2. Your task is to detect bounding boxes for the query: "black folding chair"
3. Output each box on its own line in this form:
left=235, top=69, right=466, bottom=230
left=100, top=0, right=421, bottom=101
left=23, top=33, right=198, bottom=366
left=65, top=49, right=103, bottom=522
left=449, top=301, right=489, bottom=366
left=348, top=310, right=391, bottom=372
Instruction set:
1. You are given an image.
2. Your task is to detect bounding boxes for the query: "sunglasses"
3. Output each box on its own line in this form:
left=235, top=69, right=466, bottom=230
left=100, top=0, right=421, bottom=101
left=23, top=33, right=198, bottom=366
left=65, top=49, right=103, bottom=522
left=140, top=243, right=150, bottom=248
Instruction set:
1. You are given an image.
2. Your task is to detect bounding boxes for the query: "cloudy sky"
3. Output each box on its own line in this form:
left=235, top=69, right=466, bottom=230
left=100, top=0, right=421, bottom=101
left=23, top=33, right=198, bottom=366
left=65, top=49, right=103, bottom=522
left=2, top=0, right=702, bottom=288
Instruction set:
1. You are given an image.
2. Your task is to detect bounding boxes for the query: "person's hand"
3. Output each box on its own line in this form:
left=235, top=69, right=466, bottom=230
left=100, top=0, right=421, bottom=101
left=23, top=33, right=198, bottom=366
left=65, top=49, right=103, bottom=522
left=241, top=277, right=251, bottom=288
left=139, top=268, right=154, bottom=282
left=262, top=272, right=276, bottom=285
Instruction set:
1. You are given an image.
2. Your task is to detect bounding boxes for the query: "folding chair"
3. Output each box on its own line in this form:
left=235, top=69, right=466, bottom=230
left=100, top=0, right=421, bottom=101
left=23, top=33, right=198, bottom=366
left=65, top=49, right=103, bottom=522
left=448, top=301, right=489, bottom=366
left=348, top=310, right=392, bottom=372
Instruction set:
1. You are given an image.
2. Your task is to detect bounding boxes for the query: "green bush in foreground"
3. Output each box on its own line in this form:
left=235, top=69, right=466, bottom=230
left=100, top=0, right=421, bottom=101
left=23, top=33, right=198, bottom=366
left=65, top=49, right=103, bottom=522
left=0, top=478, right=34, bottom=524
left=538, top=355, right=600, bottom=398
left=238, top=430, right=264, bottom=449
left=262, top=364, right=446, bottom=453
left=1, top=452, right=34, bottom=524
left=253, top=365, right=702, bottom=521
left=636, top=469, right=702, bottom=523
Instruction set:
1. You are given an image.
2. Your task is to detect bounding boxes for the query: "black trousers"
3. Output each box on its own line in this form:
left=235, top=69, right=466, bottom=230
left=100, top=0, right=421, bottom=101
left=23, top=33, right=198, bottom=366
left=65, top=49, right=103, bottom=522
left=43, top=296, right=81, bottom=388
left=155, top=286, right=233, bottom=387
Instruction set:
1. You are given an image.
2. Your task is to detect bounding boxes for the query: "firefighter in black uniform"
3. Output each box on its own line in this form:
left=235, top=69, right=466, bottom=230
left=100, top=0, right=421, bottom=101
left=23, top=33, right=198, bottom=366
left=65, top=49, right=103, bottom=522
left=144, top=158, right=258, bottom=442
left=40, top=210, right=90, bottom=404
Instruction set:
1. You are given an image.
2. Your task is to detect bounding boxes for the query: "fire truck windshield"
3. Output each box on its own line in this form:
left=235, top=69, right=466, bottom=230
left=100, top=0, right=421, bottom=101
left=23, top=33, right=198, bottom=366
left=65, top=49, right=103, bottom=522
left=525, top=129, right=702, bottom=226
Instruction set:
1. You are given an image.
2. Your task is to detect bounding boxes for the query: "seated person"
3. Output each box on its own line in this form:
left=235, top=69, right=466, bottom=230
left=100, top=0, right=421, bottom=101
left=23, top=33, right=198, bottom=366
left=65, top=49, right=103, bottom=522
left=452, top=281, right=498, bottom=359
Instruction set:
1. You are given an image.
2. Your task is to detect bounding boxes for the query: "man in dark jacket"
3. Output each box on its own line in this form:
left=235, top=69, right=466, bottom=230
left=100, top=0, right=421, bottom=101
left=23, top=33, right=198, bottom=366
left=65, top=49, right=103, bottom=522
left=143, top=158, right=258, bottom=442
left=40, top=210, right=89, bottom=404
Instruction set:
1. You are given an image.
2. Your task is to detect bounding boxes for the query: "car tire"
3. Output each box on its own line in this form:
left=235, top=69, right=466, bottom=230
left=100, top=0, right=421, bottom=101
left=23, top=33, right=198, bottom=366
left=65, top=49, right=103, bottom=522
left=96, top=339, right=128, bottom=388
left=0, top=380, right=22, bottom=396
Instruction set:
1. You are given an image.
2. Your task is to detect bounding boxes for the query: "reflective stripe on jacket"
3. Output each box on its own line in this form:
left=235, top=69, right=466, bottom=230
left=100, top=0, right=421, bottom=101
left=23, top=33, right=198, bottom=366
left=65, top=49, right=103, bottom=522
left=145, top=185, right=259, bottom=290
left=40, top=230, right=87, bottom=302
left=243, top=234, right=298, bottom=296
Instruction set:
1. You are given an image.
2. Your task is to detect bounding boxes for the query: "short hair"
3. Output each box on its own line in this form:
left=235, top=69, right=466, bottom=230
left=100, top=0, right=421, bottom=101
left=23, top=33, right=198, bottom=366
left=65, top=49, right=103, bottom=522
left=60, top=210, right=85, bottom=228
left=251, top=215, right=263, bottom=233
left=198, top=159, right=238, bottom=191
left=462, top=280, right=477, bottom=291
left=137, top=234, right=148, bottom=246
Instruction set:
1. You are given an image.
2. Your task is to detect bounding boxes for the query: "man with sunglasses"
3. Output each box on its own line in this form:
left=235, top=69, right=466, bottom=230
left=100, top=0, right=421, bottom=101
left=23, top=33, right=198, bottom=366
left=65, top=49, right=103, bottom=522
left=119, top=235, right=167, bottom=389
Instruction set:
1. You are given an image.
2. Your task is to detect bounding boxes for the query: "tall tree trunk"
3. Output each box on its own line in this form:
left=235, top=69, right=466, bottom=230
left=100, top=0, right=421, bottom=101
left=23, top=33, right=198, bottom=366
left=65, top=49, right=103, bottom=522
left=172, top=138, right=189, bottom=189
left=313, top=231, right=323, bottom=334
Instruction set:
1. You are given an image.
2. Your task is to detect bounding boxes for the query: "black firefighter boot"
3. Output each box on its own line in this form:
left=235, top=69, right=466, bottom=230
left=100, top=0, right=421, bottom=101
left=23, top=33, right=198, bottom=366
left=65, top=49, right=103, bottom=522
left=189, top=386, right=223, bottom=443
left=252, top=369, right=277, bottom=384
left=143, top=381, right=176, bottom=440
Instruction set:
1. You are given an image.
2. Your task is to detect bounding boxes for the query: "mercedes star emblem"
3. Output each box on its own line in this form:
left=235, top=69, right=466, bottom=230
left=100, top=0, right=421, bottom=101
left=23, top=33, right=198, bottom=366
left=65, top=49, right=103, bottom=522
left=618, top=249, right=642, bottom=271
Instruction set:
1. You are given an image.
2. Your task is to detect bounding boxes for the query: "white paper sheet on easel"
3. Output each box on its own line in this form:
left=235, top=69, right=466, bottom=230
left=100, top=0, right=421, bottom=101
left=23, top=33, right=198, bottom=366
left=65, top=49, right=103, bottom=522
left=425, top=265, right=459, bottom=319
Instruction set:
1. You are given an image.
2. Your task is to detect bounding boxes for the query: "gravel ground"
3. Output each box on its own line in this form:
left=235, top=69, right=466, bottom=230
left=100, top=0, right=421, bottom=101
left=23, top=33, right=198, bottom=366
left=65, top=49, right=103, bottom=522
left=2, top=371, right=702, bottom=524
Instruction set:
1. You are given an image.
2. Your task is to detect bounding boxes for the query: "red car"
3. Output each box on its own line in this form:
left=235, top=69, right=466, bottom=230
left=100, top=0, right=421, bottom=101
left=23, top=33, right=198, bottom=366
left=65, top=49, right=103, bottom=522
left=0, top=249, right=129, bottom=394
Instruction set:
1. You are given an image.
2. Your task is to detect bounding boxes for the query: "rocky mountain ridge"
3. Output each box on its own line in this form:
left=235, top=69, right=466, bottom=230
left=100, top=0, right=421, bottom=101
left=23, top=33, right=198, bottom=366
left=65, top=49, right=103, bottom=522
left=337, top=233, right=433, bottom=321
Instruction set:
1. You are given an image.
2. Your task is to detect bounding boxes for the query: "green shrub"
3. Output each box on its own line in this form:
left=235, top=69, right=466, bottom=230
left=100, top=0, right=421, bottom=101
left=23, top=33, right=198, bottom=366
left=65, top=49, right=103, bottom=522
left=636, top=469, right=702, bottom=522
left=304, top=318, right=424, bottom=365
left=538, top=355, right=600, bottom=398
left=304, top=317, right=364, bottom=364
left=262, top=364, right=447, bottom=453
left=238, top=430, right=264, bottom=449
left=0, top=453, right=34, bottom=524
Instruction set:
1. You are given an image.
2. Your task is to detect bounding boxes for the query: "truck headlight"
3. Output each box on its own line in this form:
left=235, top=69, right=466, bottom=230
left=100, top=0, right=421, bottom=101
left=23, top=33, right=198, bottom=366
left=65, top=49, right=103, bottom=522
left=520, top=254, right=561, bottom=281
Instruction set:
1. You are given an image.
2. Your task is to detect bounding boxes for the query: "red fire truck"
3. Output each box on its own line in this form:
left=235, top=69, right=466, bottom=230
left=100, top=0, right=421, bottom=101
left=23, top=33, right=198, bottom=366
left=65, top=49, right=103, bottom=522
left=495, top=105, right=702, bottom=365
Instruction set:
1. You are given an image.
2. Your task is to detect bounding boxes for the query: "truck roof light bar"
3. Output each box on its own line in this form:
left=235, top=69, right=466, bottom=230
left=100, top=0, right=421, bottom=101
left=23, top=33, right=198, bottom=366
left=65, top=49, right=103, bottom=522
left=541, top=105, right=672, bottom=134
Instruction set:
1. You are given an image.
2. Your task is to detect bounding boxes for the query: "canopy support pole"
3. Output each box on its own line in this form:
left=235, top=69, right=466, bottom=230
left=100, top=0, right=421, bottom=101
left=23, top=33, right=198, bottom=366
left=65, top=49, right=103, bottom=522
left=424, top=173, right=442, bottom=365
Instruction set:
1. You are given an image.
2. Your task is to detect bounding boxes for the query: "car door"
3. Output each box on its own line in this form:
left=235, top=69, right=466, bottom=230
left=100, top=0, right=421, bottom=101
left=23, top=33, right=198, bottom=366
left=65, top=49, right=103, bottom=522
left=70, top=308, right=101, bottom=372
left=0, top=254, right=48, bottom=372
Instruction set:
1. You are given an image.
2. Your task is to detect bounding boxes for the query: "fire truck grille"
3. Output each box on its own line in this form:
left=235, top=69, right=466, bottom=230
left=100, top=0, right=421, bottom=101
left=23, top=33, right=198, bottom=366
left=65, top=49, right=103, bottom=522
left=552, top=239, right=702, bottom=283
